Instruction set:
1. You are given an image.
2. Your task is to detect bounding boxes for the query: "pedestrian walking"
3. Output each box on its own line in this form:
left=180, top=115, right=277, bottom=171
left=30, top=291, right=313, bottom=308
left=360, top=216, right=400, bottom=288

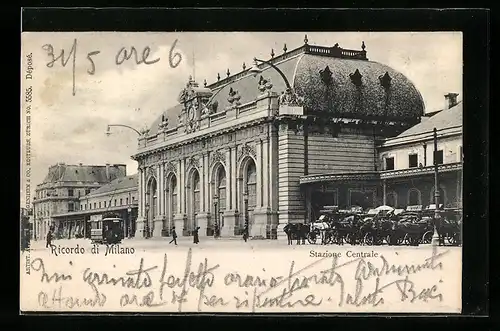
left=46, top=229, right=53, bottom=248
left=284, top=223, right=292, bottom=245
left=193, top=226, right=200, bottom=244
left=243, top=223, right=249, bottom=242
left=169, top=226, right=178, bottom=245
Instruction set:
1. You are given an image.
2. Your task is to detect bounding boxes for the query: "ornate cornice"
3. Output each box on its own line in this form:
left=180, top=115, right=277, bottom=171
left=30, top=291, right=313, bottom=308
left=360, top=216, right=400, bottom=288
left=134, top=117, right=270, bottom=159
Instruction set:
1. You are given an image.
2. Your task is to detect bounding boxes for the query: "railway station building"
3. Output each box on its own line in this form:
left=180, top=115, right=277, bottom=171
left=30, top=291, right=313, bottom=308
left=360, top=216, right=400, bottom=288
left=131, top=37, right=461, bottom=240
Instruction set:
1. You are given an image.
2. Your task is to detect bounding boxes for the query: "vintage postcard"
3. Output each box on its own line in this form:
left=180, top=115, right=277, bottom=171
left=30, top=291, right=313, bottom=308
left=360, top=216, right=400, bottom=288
left=20, top=31, right=463, bottom=313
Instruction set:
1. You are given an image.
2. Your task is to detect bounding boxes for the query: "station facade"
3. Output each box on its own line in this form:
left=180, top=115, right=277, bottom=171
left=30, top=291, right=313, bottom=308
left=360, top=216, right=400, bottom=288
left=131, top=38, right=460, bottom=240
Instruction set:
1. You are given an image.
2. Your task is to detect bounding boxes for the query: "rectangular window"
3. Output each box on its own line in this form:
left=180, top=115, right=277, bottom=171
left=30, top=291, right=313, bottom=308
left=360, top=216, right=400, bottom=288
left=219, top=188, right=226, bottom=211
left=385, top=157, right=395, bottom=170
left=114, top=199, right=117, bottom=206
left=80, top=205, right=83, bottom=210
left=248, top=184, right=257, bottom=208
left=99, top=202, right=101, bottom=209
left=194, top=192, right=200, bottom=213
left=68, top=189, right=74, bottom=197
left=434, top=150, right=444, bottom=165
left=120, top=198, right=123, bottom=206
left=104, top=201, right=106, bottom=208
left=408, top=154, right=418, bottom=168
left=172, top=194, right=177, bottom=215
left=126, top=198, right=129, bottom=205
left=68, top=202, right=74, bottom=212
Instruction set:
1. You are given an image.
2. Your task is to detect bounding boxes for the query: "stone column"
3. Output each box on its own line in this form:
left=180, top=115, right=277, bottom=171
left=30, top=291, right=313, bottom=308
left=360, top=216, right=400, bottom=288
left=152, top=164, right=163, bottom=237
left=135, top=167, right=146, bottom=238
left=173, top=159, right=186, bottom=236
left=382, top=179, right=387, bottom=205
left=251, top=139, right=267, bottom=239
left=196, top=153, right=210, bottom=237
left=222, top=147, right=237, bottom=236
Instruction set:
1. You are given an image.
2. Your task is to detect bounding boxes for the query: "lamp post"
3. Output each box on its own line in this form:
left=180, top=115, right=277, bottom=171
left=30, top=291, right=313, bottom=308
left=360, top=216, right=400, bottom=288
left=248, top=58, right=292, bottom=89
left=105, top=124, right=142, bottom=136
left=127, top=206, right=132, bottom=238
left=145, top=202, right=150, bottom=239
left=213, top=194, right=219, bottom=238
left=431, top=127, right=441, bottom=246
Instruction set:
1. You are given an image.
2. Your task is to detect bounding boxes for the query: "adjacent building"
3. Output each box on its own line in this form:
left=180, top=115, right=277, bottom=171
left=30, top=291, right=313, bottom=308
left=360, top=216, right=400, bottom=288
left=131, top=38, right=457, bottom=240
left=78, top=174, right=139, bottom=238
left=32, top=163, right=127, bottom=240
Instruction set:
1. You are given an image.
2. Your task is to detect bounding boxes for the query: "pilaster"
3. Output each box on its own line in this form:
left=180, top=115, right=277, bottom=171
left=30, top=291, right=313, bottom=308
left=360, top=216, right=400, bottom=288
left=135, top=167, right=147, bottom=238
left=222, top=210, right=238, bottom=237
left=256, top=138, right=263, bottom=208
left=195, top=212, right=210, bottom=237
left=262, top=136, right=270, bottom=208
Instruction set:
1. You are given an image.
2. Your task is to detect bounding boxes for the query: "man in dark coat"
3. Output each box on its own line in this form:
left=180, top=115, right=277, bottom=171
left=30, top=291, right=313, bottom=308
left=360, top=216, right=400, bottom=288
left=243, top=223, right=249, bottom=242
left=169, top=226, right=178, bottom=245
left=46, top=229, right=53, bottom=248
left=193, top=226, right=200, bottom=244
left=284, top=223, right=292, bottom=245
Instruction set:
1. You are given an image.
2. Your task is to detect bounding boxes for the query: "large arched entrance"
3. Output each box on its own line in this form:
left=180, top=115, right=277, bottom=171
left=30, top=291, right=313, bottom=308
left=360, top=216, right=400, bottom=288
left=186, top=169, right=201, bottom=236
left=239, top=157, right=257, bottom=234
left=212, top=163, right=226, bottom=236
left=146, top=176, right=157, bottom=238
left=164, top=173, right=177, bottom=236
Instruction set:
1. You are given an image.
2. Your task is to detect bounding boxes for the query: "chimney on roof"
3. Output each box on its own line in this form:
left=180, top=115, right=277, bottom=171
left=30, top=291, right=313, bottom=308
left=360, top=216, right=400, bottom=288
left=105, top=163, right=110, bottom=181
left=444, top=93, right=459, bottom=109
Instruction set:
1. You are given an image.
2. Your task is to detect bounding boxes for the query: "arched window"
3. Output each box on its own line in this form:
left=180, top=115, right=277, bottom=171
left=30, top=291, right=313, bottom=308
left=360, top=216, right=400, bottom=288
left=246, top=161, right=257, bottom=209
left=193, top=171, right=200, bottom=214
left=407, top=188, right=421, bottom=206
left=170, top=176, right=177, bottom=217
left=386, top=192, right=398, bottom=208
left=217, top=167, right=226, bottom=212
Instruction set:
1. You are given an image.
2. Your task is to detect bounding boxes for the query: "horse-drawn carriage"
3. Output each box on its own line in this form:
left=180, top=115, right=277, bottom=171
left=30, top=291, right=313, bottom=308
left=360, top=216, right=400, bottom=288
left=285, top=204, right=462, bottom=247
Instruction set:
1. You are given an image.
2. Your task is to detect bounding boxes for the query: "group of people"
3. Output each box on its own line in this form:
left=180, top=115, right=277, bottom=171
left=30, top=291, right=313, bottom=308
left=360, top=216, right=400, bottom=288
left=45, top=223, right=251, bottom=249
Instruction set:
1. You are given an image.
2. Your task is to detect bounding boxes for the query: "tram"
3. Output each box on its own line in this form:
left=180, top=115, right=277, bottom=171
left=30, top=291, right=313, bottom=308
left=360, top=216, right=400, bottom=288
left=90, top=217, right=124, bottom=245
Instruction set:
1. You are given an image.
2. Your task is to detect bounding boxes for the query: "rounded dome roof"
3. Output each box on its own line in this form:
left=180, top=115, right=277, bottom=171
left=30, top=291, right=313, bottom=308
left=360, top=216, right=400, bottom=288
left=294, top=54, right=425, bottom=120
left=149, top=47, right=424, bottom=135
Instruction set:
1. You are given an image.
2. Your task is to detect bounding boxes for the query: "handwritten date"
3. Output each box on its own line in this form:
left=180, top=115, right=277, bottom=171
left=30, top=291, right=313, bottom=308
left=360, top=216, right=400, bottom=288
left=42, top=38, right=181, bottom=96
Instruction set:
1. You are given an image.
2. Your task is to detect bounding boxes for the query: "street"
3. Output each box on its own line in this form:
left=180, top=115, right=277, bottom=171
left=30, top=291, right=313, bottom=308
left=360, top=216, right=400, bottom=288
left=27, top=236, right=460, bottom=253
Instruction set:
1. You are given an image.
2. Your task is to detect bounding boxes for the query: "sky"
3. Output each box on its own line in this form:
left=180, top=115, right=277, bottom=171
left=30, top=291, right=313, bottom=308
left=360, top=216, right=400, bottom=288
left=20, top=32, right=462, bottom=207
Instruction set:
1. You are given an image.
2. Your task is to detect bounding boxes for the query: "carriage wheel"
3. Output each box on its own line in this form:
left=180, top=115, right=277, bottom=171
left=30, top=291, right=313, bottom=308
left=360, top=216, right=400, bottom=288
left=345, top=233, right=351, bottom=245
left=326, top=232, right=335, bottom=245
left=396, top=235, right=404, bottom=245
left=363, top=233, right=374, bottom=246
left=307, top=232, right=318, bottom=245
left=403, top=233, right=410, bottom=245
left=422, top=231, right=433, bottom=244
left=447, top=234, right=456, bottom=245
